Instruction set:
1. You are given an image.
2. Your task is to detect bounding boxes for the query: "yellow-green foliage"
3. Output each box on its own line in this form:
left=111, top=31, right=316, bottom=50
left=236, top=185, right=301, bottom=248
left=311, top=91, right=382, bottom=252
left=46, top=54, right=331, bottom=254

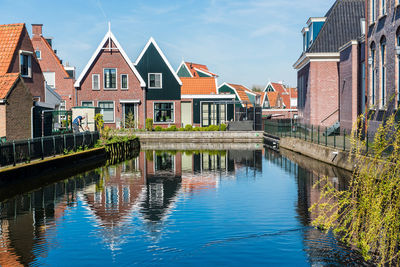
left=310, top=113, right=400, bottom=266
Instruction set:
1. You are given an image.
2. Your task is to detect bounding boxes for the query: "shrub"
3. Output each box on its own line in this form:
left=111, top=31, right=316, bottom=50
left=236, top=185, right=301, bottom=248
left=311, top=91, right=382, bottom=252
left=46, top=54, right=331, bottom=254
left=155, top=126, right=163, bottom=131
left=207, top=125, right=219, bottom=131
left=184, top=124, right=193, bottom=131
left=168, top=125, right=177, bottom=131
left=95, top=113, right=104, bottom=132
left=220, top=123, right=227, bottom=131
left=145, top=118, right=153, bottom=131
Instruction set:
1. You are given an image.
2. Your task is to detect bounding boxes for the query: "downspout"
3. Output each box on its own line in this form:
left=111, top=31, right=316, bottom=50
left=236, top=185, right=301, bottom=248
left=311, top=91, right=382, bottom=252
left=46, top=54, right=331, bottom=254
left=75, top=87, right=78, bottom=106
left=143, top=86, right=147, bottom=129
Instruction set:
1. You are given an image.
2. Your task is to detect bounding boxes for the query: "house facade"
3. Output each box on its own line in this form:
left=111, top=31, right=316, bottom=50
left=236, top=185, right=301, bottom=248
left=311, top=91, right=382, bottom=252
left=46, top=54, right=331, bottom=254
left=0, top=74, right=33, bottom=140
left=366, top=0, right=400, bottom=131
left=135, top=38, right=182, bottom=128
left=262, top=82, right=298, bottom=119
left=31, top=24, right=75, bottom=110
left=293, top=0, right=365, bottom=127
left=0, top=23, right=46, bottom=102
left=218, top=83, right=260, bottom=108
left=74, top=28, right=146, bottom=129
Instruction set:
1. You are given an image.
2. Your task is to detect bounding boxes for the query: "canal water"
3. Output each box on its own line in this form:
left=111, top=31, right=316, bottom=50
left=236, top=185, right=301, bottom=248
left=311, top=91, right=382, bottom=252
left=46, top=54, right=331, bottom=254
left=0, top=147, right=367, bottom=266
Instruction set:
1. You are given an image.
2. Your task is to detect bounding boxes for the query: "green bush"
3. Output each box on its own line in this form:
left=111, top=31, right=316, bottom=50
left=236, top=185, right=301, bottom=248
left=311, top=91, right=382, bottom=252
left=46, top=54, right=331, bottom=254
left=220, top=123, right=227, bottom=131
left=145, top=118, right=153, bottom=131
left=184, top=124, right=193, bottom=131
left=155, top=126, right=163, bottom=131
left=168, top=125, right=177, bottom=131
left=207, top=125, right=219, bottom=131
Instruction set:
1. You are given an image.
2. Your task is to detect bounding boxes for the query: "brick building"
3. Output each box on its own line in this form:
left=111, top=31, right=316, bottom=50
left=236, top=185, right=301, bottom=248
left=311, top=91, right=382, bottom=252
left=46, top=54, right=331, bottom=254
left=0, top=74, right=33, bottom=140
left=293, top=0, right=365, bottom=127
left=0, top=23, right=45, bottom=102
left=74, top=28, right=146, bottom=129
left=31, top=24, right=75, bottom=110
left=366, top=0, right=400, bottom=131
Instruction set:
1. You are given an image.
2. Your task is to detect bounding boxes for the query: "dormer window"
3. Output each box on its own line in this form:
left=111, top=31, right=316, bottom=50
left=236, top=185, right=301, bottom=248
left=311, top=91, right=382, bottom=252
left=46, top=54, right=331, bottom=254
left=20, top=51, right=32, bottom=78
left=148, top=73, right=162, bottom=89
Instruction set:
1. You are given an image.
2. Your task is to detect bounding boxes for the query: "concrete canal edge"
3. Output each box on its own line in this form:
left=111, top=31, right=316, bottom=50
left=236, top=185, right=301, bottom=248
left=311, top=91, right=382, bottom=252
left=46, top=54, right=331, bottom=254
left=277, top=137, right=354, bottom=172
left=122, top=131, right=264, bottom=143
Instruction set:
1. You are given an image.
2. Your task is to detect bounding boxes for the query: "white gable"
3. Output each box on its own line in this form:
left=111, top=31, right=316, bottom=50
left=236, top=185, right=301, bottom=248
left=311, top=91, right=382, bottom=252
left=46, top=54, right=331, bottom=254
left=74, top=30, right=146, bottom=88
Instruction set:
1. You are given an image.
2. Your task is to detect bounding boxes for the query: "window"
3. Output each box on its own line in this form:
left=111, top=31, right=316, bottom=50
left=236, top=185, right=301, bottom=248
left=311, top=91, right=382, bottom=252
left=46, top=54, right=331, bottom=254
left=121, top=74, right=128, bottom=90
left=380, top=36, right=386, bottom=108
left=20, top=52, right=32, bottom=78
left=371, top=42, right=376, bottom=106
left=371, top=0, right=376, bottom=22
left=155, top=152, right=174, bottom=172
left=35, top=50, right=41, bottom=60
left=381, top=0, right=386, bottom=15
left=92, top=74, right=100, bottom=90
left=104, top=68, right=117, bottom=89
left=154, top=103, right=174, bottom=123
left=148, top=73, right=162, bottom=88
left=98, top=101, right=114, bottom=123
left=201, top=103, right=226, bottom=127
left=81, top=101, right=94, bottom=107
left=43, top=72, right=56, bottom=88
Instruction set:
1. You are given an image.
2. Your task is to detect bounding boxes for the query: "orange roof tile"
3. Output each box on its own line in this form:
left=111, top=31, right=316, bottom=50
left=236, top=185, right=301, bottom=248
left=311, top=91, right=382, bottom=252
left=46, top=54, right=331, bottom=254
left=0, top=24, right=24, bottom=75
left=181, top=77, right=217, bottom=95
left=228, top=83, right=254, bottom=107
left=267, top=92, right=279, bottom=107
left=270, top=82, right=291, bottom=108
left=0, top=73, right=20, bottom=99
left=184, top=62, right=217, bottom=77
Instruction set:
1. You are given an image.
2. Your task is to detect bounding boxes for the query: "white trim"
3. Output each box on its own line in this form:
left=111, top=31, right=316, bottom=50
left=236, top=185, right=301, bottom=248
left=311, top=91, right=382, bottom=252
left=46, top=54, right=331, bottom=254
left=81, top=101, right=94, bottom=107
left=120, top=74, right=129, bottom=90
left=119, top=99, right=141, bottom=104
left=218, top=82, right=245, bottom=107
left=0, top=99, right=6, bottom=104
left=103, top=68, right=117, bottom=90
left=153, top=101, right=175, bottom=124
left=194, top=68, right=213, bottom=77
left=301, top=27, right=309, bottom=34
left=134, top=37, right=182, bottom=86
left=181, top=94, right=235, bottom=99
left=35, top=50, right=41, bottom=60
left=148, top=73, right=163, bottom=89
left=74, top=29, right=146, bottom=88
left=176, top=61, right=193, bottom=77
left=307, top=17, right=327, bottom=25
left=293, top=52, right=340, bottom=70
left=98, top=100, right=115, bottom=123
left=19, top=50, right=32, bottom=78
left=92, top=74, right=100, bottom=90
left=339, top=40, right=359, bottom=52
left=35, top=101, right=54, bottom=108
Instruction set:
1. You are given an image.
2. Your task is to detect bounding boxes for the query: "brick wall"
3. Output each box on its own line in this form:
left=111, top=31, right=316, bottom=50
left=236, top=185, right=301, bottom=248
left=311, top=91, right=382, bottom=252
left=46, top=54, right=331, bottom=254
left=5, top=79, right=33, bottom=140
left=8, top=27, right=45, bottom=101
left=78, top=39, right=144, bottom=129
left=31, top=25, right=75, bottom=110
left=0, top=105, right=5, bottom=137
left=308, top=61, right=340, bottom=127
left=262, top=109, right=298, bottom=119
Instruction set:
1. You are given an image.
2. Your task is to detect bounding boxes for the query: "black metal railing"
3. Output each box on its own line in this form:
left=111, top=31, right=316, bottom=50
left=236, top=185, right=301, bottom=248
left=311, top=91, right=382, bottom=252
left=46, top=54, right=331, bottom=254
left=0, top=132, right=100, bottom=167
left=264, top=120, right=377, bottom=152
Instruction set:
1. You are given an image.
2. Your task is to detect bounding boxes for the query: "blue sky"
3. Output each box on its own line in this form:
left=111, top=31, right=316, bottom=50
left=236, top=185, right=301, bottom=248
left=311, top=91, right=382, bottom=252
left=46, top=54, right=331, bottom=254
left=1, top=0, right=335, bottom=88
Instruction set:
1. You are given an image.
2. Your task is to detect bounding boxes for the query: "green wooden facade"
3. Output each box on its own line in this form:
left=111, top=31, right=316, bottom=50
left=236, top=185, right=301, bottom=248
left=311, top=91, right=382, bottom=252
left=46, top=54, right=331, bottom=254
left=135, top=42, right=181, bottom=101
left=177, top=65, right=192, bottom=78
left=218, top=84, right=242, bottom=108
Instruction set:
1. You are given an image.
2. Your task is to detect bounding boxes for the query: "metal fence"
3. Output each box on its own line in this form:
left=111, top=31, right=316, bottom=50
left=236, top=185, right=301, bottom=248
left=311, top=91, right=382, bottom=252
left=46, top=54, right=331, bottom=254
left=0, top=132, right=100, bottom=167
left=264, top=120, right=377, bottom=152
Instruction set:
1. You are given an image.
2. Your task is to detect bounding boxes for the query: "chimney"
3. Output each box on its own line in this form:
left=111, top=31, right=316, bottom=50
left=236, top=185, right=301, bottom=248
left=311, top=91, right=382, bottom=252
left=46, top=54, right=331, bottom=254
left=32, top=24, right=43, bottom=37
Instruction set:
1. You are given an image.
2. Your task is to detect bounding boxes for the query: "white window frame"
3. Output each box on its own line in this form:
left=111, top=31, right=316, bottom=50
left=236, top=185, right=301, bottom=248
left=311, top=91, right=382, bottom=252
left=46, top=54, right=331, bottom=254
left=121, top=74, right=129, bottom=90
left=92, top=74, right=100, bottom=90
left=19, top=50, right=32, bottom=78
left=103, top=68, right=117, bottom=90
left=81, top=101, right=94, bottom=107
left=98, top=101, right=115, bottom=123
left=35, top=50, right=41, bottom=60
left=153, top=102, right=175, bottom=124
left=148, top=73, right=162, bottom=89
left=43, top=71, right=56, bottom=88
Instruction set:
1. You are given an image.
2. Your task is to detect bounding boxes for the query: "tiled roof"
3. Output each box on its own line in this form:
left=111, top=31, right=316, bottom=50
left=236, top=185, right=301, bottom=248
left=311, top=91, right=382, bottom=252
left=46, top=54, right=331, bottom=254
left=308, top=0, right=365, bottom=53
left=181, top=77, right=217, bottom=95
left=0, top=73, right=19, bottom=99
left=0, top=23, right=24, bottom=74
left=185, top=62, right=217, bottom=77
left=39, top=36, right=69, bottom=77
left=228, top=83, right=254, bottom=107
left=267, top=92, right=279, bottom=107
left=270, top=82, right=292, bottom=108
left=289, top=88, right=298, bottom=98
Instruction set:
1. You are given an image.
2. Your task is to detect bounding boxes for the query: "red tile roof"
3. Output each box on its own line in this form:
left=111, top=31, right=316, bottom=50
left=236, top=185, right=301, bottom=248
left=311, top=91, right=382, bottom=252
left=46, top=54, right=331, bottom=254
left=0, top=24, right=24, bottom=75
left=181, top=77, right=217, bottom=95
left=184, top=62, right=218, bottom=77
left=0, top=73, right=20, bottom=99
left=270, top=82, right=291, bottom=108
left=228, top=83, right=254, bottom=107
left=267, top=92, right=279, bottom=108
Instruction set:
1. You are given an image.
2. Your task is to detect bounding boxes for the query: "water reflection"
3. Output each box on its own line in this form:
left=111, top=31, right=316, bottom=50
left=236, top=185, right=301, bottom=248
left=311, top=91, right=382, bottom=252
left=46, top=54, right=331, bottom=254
left=0, top=149, right=262, bottom=265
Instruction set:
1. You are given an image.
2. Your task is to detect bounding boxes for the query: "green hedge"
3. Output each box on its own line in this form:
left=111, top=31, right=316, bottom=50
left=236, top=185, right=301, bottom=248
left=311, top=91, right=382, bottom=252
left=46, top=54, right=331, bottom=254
left=153, top=124, right=227, bottom=132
